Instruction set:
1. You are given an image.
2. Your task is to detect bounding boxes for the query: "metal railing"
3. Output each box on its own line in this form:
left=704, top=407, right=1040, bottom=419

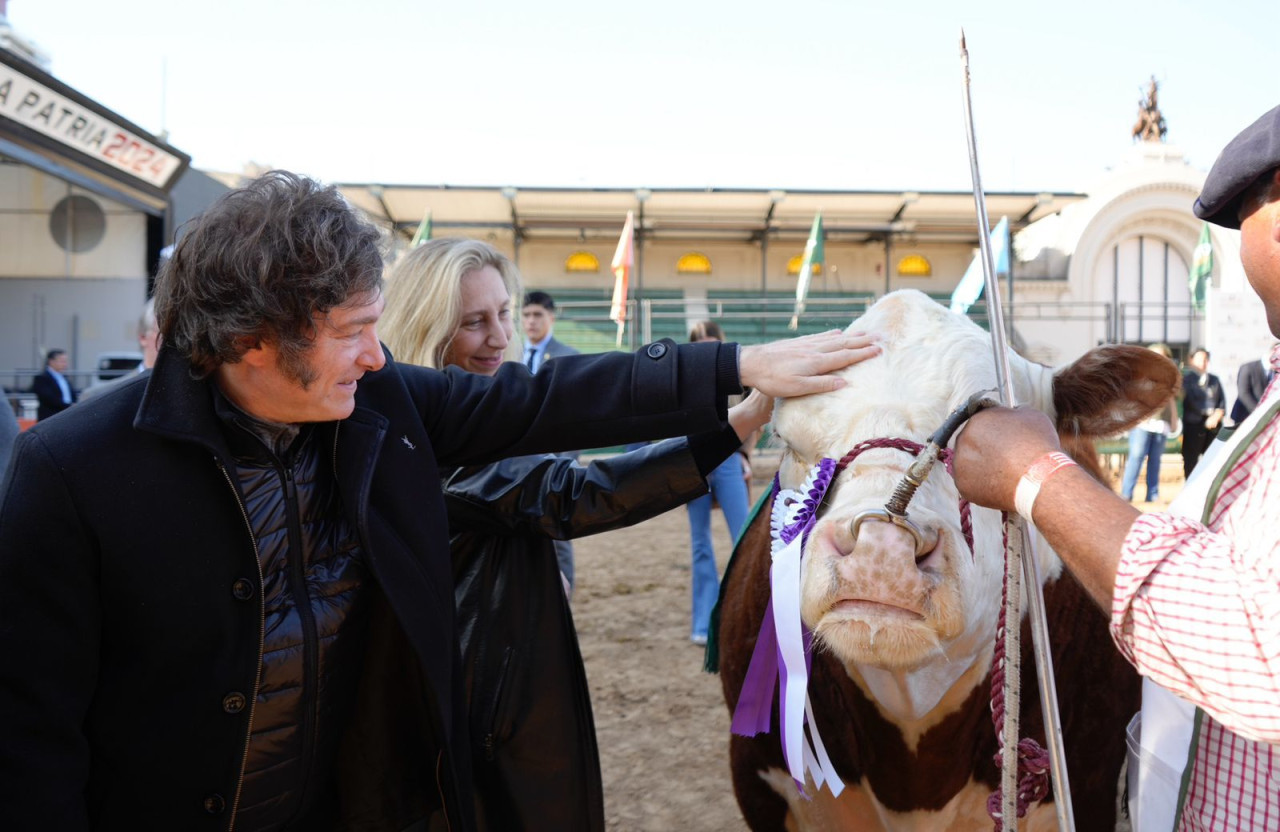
left=551, top=295, right=1133, bottom=350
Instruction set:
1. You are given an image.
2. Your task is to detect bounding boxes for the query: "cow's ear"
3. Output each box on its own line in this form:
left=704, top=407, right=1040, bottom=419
left=1051, top=345, right=1181, bottom=436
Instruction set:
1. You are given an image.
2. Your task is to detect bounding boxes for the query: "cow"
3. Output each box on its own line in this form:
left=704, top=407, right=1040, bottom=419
left=715, top=290, right=1180, bottom=831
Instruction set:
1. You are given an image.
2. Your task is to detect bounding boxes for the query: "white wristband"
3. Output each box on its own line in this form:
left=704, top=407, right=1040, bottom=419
left=1013, top=451, right=1077, bottom=523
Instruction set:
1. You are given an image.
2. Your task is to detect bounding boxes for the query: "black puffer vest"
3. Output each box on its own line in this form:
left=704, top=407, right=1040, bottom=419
left=217, top=399, right=370, bottom=830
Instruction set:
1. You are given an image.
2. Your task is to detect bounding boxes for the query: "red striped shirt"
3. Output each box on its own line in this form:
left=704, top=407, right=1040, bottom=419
left=1112, top=350, right=1280, bottom=831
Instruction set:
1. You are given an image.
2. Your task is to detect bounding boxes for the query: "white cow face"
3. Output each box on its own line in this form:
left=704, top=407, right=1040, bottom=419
left=771, top=291, right=1056, bottom=719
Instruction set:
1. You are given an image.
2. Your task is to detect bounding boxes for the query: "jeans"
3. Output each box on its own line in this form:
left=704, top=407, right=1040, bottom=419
left=1121, top=428, right=1166, bottom=502
left=687, top=454, right=750, bottom=639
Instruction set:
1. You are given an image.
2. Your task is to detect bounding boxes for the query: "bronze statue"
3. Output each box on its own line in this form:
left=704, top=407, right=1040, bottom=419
left=1132, top=75, right=1168, bottom=142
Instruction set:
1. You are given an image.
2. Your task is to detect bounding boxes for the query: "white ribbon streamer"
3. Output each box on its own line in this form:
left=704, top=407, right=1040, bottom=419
left=771, top=534, right=807, bottom=786
left=767, top=461, right=845, bottom=797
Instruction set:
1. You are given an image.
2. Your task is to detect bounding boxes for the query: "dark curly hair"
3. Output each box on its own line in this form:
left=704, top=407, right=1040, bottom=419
left=154, top=170, right=384, bottom=380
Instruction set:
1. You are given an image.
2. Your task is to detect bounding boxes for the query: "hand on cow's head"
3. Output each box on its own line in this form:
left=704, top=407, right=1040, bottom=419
left=738, top=330, right=881, bottom=399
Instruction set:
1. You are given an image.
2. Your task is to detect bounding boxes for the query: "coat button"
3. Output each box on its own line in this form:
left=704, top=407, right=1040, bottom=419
left=646, top=343, right=668, bottom=359
left=222, top=692, right=247, bottom=714
left=203, top=793, right=226, bottom=815
left=231, top=579, right=254, bottom=601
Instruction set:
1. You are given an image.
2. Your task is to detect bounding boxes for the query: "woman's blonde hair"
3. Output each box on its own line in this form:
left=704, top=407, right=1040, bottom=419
left=380, top=238, right=523, bottom=368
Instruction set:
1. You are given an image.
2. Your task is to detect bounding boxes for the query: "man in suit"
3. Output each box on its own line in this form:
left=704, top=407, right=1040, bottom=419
left=1180, top=346, right=1226, bottom=478
left=521, top=290, right=579, bottom=372
left=1230, top=345, right=1276, bottom=423
left=31, top=348, right=75, bottom=421
left=521, top=290, right=581, bottom=592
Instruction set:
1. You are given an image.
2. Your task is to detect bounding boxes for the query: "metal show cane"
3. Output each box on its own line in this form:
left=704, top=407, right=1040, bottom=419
left=959, top=31, right=1074, bottom=831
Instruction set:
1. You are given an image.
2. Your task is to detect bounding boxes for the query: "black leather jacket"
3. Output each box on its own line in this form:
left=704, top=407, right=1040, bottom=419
left=444, top=428, right=740, bottom=831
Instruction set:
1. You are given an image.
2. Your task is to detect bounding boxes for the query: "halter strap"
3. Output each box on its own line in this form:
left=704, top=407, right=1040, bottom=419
left=829, top=437, right=975, bottom=557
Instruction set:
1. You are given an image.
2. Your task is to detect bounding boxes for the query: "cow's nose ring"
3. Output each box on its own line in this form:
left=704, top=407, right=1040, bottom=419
left=849, top=508, right=927, bottom=557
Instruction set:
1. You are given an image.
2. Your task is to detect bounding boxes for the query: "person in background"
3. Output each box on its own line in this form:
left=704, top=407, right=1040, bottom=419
left=1119, top=342, right=1181, bottom=503
left=1230, top=343, right=1276, bottom=424
left=685, top=320, right=753, bottom=647
left=31, top=348, right=75, bottom=421
left=521, top=290, right=578, bottom=373
left=1179, top=346, right=1225, bottom=478
left=378, top=238, right=878, bottom=831
left=79, top=300, right=160, bottom=403
left=520, top=289, right=582, bottom=592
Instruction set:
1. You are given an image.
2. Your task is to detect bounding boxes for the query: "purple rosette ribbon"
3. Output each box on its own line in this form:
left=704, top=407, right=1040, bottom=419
left=731, top=457, right=843, bottom=797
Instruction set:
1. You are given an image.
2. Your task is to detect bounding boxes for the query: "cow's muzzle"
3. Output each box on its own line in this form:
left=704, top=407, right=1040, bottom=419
left=831, top=392, right=998, bottom=560
left=849, top=509, right=929, bottom=559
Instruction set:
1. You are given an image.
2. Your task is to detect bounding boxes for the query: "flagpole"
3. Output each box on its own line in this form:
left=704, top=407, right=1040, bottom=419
left=961, top=30, right=1073, bottom=831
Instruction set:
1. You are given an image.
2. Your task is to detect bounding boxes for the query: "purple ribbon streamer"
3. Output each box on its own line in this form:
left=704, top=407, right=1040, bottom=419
left=731, top=598, right=779, bottom=736
left=731, top=458, right=836, bottom=741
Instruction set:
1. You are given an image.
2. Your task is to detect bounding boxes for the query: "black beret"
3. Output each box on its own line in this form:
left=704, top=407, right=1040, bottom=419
left=1194, top=104, right=1280, bottom=229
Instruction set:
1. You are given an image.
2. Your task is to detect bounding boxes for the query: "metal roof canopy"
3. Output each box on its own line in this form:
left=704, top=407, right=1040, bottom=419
left=335, top=183, right=1086, bottom=246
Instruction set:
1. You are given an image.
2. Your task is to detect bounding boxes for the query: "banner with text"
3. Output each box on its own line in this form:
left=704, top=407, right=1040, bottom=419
left=0, top=62, right=184, bottom=190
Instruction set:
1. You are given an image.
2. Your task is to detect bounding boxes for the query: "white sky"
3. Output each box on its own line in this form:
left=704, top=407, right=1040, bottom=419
left=9, top=0, right=1280, bottom=193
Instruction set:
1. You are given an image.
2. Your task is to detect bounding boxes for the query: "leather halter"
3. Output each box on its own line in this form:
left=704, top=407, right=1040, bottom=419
left=822, top=437, right=976, bottom=558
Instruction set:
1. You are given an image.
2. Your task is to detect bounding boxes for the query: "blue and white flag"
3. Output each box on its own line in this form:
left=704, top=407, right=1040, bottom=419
left=950, top=215, right=1009, bottom=315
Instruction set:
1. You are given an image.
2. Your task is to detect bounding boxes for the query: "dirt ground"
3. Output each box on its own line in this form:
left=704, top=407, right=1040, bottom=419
left=570, top=454, right=1184, bottom=831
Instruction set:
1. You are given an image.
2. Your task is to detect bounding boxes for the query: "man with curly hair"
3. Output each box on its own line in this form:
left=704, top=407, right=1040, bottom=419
left=0, top=170, right=877, bottom=832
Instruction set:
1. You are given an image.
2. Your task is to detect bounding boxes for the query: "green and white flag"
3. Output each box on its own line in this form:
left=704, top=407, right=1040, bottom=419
left=789, top=213, right=824, bottom=330
left=1189, top=223, right=1212, bottom=312
left=411, top=211, right=432, bottom=248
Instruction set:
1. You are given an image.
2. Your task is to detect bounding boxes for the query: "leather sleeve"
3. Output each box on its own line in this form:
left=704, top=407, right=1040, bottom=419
left=442, top=429, right=739, bottom=541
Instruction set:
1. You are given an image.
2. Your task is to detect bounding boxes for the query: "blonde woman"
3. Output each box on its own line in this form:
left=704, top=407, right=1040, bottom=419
left=381, top=238, right=808, bottom=832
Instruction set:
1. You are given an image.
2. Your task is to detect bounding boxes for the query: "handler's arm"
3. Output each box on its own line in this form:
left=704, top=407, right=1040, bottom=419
left=953, top=405, right=1280, bottom=744
left=950, top=406, right=1138, bottom=609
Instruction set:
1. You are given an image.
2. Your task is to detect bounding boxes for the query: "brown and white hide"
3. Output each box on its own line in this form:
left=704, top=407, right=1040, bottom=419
left=717, top=290, right=1179, bottom=831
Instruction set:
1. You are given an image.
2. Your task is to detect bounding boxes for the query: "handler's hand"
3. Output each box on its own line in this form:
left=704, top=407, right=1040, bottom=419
left=952, top=406, right=1061, bottom=512
left=738, top=331, right=880, bottom=398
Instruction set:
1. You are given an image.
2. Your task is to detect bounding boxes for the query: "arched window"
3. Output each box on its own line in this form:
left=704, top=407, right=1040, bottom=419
left=676, top=252, right=712, bottom=274
left=786, top=254, right=821, bottom=276
left=564, top=251, right=600, bottom=273
left=1109, top=235, right=1192, bottom=344
left=897, top=255, right=931, bottom=277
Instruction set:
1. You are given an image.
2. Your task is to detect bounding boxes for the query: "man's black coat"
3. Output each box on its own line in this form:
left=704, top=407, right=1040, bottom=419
left=0, top=339, right=733, bottom=831
left=1231, top=358, right=1271, bottom=423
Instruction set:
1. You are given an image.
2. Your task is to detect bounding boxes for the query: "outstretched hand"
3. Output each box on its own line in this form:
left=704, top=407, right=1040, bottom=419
left=738, top=331, right=880, bottom=398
